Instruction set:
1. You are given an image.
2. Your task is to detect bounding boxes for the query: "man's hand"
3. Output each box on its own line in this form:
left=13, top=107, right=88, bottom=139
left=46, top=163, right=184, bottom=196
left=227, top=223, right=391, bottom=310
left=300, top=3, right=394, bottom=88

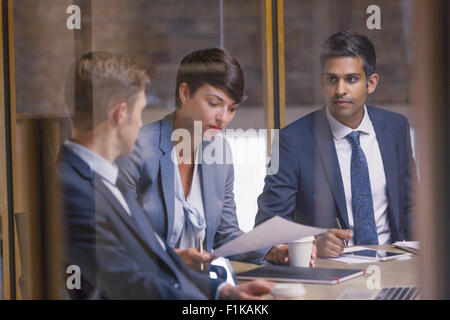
left=310, top=243, right=317, bottom=267
left=264, top=244, right=290, bottom=265
left=219, top=279, right=275, bottom=300
left=315, top=229, right=352, bottom=258
left=173, top=248, right=214, bottom=273
left=264, top=243, right=317, bottom=267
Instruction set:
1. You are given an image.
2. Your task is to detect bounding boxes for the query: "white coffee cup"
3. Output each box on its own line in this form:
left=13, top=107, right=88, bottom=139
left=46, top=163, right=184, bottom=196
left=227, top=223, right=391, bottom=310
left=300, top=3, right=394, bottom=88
left=271, top=283, right=306, bottom=299
left=288, top=236, right=315, bottom=267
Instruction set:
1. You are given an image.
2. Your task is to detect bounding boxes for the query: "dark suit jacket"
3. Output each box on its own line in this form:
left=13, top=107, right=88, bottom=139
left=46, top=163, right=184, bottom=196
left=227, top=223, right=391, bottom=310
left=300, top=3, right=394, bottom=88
left=58, top=145, right=223, bottom=299
left=255, top=106, right=416, bottom=245
left=116, top=113, right=262, bottom=262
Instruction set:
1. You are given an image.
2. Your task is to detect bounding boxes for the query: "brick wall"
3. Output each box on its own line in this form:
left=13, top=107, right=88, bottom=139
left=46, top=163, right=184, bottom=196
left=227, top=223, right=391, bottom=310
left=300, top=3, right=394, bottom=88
left=284, top=0, right=414, bottom=107
left=13, top=0, right=413, bottom=123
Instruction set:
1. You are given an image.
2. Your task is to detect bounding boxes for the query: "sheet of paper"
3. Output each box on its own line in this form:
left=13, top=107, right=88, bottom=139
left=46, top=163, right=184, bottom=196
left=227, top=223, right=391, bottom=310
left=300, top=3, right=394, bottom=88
left=343, top=246, right=371, bottom=253
left=328, top=256, right=375, bottom=264
left=212, top=216, right=327, bottom=257
left=330, top=254, right=412, bottom=264
left=394, top=241, right=420, bottom=250
left=329, top=246, right=377, bottom=264
left=330, top=246, right=413, bottom=264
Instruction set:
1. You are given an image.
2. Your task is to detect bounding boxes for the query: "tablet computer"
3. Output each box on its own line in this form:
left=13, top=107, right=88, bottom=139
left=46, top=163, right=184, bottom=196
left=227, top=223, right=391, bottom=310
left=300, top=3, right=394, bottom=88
left=341, top=249, right=411, bottom=261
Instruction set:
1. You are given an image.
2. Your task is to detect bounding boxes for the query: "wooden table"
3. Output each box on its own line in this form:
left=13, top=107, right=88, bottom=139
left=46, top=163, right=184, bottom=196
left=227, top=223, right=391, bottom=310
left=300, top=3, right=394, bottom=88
left=231, top=245, right=420, bottom=299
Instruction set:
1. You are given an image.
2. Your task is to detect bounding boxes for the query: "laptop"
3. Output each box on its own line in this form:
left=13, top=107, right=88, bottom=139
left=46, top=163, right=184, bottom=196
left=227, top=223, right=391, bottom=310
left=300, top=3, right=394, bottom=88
left=337, top=286, right=420, bottom=300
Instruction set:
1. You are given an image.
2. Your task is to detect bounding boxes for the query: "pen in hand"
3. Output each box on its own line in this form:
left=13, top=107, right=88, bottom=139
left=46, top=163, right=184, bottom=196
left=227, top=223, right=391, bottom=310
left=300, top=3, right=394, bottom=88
left=335, top=217, right=348, bottom=248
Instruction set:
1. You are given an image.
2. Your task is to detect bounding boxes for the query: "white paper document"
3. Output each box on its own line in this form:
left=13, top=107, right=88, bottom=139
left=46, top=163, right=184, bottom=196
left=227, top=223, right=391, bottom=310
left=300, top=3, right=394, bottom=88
left=212, top=216, right=327, bottom=257
left=328, top=246, right=376, bottom=264
left=394, top=241, right=420, bottom=254
left=329, top=257, right=375, bottom=264
left=343, top=246, right=370, bottom=253
left=329, top=246, right=412, bottom=264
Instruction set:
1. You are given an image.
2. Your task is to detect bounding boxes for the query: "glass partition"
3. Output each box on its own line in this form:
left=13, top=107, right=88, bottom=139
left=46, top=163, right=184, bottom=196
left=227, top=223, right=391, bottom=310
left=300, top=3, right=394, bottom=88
left=3, top=0, right=446, bottom=300
left=8, top=0, right=271, bottom=298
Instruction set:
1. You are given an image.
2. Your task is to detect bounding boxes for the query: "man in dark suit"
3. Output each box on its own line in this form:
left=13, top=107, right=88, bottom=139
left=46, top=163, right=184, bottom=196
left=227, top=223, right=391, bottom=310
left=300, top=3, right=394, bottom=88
left=59, top=51, right=273, bottom=299
left=255, top=31, right=417, bottom=261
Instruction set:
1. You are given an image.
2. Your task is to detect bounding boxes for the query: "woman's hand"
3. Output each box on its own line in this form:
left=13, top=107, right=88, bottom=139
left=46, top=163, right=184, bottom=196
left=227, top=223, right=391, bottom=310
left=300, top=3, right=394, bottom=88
left=173, top=248, right=215, bottom=273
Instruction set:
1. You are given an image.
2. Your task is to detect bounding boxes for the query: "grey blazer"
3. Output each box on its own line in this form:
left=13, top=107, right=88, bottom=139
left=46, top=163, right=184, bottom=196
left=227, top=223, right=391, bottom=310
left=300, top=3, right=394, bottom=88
left=116, top=113, right=255, bottom=259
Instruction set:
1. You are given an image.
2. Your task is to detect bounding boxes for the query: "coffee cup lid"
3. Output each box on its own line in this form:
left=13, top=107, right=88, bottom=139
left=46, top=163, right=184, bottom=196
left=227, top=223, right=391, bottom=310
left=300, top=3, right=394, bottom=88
left=272, top=283, right=306, bottom=299
left=290, top=236, right=315, bottom=243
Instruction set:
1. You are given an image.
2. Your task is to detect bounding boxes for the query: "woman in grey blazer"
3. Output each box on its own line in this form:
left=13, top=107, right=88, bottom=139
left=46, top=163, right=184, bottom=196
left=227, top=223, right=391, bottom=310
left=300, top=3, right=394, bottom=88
left=116, top=48, right=263, bottom=272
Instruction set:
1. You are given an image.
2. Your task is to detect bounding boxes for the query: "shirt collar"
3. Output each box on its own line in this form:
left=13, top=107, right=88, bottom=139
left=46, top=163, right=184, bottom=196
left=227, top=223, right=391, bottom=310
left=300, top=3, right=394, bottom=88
left=326, top=105, right=374, bottom=140
left=64, top=140, right=118, bottom=185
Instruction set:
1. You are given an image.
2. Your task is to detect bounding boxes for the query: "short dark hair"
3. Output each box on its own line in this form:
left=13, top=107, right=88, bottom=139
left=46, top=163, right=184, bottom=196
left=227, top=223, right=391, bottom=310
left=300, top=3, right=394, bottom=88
left=174, top=48, right=246, bottom=108
left=320, top=30, right=376, bottom=79
left=65, top=51, right=150, bottom=131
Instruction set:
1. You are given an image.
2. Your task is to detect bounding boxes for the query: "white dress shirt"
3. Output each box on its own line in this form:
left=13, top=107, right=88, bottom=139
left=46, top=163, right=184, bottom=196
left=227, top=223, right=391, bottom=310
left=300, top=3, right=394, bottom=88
left=326, top=106, right=392, bottom=245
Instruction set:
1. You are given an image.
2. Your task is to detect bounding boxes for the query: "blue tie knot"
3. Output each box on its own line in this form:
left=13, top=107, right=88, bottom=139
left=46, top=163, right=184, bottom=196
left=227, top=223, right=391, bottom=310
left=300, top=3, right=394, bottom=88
left=346, top=131, right=361, bottom=146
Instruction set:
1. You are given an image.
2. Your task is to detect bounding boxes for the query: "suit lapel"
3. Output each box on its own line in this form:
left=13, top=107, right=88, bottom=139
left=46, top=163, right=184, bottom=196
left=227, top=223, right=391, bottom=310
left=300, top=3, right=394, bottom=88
left=59, top=145, right=94, bottom=183
left=94, top=174, right=184, bottom=275
left=62, top=145, right=153, bottom=248
left=93, top=175, right=154, bottom=248
left=367, top=107, right=400, bottom=237
left=61, top=143, right=190, bottom=289
left=159, top=114, right=176, bottom=243
left=310, top=108, right=349, bottom=228
left=200, top=157, right=219, bottom=251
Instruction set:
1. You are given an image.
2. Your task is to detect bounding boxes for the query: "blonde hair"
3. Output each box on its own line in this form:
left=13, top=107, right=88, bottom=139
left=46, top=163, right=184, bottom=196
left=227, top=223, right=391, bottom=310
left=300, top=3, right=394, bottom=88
left=65, top=51, right=150, bottom=131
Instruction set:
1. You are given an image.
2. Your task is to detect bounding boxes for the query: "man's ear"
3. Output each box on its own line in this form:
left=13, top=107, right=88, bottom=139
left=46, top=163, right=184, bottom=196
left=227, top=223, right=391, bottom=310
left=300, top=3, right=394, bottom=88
left=367, top=73, right=379, bottom=94
left=178, top=82, right=191, bottom=105
left=111, top=102, right=128, bottom=126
